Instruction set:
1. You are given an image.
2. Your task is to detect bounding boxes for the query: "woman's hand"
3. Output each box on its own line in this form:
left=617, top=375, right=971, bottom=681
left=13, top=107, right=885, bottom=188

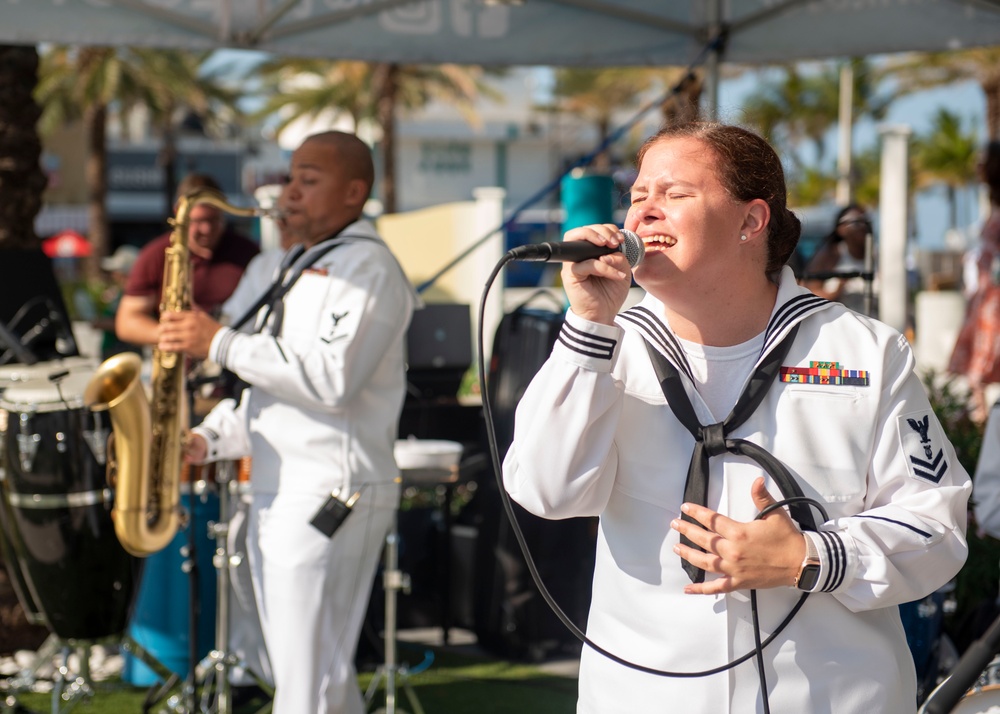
left=559, top=223, right=634, bottom=325
left=670, top=477, right=808, bottom=594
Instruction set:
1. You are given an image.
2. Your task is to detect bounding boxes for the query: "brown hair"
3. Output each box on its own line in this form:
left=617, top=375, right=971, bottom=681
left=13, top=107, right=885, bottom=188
left=175, top=172, right=223, bottom=202
left=636, top=122, right=800, bottom=278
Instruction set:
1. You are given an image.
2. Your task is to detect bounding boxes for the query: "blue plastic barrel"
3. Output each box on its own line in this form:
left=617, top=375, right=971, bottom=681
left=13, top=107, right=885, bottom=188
left=561, top=172, right=615, bottom=234
left=121, top=490, right=219, bottom=685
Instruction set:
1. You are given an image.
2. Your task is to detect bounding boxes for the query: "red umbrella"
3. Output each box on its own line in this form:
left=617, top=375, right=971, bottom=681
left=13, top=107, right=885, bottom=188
left=42, top=230, right=91, bottom=258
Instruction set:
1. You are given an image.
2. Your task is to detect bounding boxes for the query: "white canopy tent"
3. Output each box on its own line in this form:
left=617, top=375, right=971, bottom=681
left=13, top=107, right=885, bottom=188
left=4, top=0, right=1000, bottom=332
left=3, top=0, right=999, bottom=70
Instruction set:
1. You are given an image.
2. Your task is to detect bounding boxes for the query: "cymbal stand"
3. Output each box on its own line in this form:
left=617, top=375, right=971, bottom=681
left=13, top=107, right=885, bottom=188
left=364, top=490, right=425, bottom=714
left=192, top=460, right=273, bottom=714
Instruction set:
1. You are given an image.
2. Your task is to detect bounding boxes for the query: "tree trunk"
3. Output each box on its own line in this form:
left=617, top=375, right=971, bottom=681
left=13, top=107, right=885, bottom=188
left=160, top=119, right=178, bottom=221
left=0, top=45, right=48, bottom=250
left=373, top=62, right=399, bottom=214
left=84, top=102, right=109, bottom=281
left=660, top=70, right=704, bottom=127
left=985, top=76, right=1000, bottom=140
left=592, top=117, right=612, bottom=173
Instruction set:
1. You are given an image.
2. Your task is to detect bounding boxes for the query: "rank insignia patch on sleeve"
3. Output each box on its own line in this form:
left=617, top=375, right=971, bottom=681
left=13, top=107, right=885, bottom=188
left=898, top=411, right=949, bottom=483
left=779, top=361, right=870, bottom=386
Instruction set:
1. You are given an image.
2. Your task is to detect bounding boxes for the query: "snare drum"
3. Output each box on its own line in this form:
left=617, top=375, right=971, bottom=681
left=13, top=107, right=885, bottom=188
left=0, top=363, right=140, bottom=640
left=948, top=658, right=1000, bottom=713
left=952, top=685, right=1000, bottom=713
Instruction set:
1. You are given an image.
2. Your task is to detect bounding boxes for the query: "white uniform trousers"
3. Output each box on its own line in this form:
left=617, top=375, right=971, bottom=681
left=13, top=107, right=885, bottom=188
left=247, top=489, right=393, bottom=713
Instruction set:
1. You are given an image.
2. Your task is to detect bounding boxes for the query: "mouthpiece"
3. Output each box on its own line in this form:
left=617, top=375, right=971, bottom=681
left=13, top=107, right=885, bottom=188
left=256, top=206, right=286, bottom=221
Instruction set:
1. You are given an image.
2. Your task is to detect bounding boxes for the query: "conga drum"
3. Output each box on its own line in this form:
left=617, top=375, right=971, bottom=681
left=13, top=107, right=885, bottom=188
left=0, top=398, right=47, bottom=628
left=0, top=360, right=141, bottom=640
left=0, top=358, right=93, bottom=630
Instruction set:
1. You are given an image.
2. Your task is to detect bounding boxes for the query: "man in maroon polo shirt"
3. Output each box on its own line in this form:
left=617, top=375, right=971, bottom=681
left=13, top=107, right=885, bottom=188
left=115, top=173, right=259, bottom=348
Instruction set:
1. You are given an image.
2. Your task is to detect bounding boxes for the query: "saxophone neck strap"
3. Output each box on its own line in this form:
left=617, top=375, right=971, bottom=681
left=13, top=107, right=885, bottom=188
left=229, top=233, right=374, bottom=333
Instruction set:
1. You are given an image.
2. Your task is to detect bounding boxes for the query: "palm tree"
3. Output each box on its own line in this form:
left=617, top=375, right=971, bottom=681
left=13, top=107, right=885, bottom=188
left=912, top=108, right=980, bottom=230
left=253, top=58, right=502, bottom=214
left=882, top=48, right=1000, bottom=139
left=548, top=67, right=654, bottom=172
left=0, top=45, right=47, bottom=249
left=253, top=58, right=375, bottom=136
left=128, top=49, right=241, bottom=216
left=36, top=46, right=239, bottom=276
left=741, top=59, right=892, bottom=204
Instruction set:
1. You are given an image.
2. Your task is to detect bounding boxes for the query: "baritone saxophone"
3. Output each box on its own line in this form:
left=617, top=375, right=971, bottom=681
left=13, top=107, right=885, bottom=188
left=84, top=189, right=282, bottom=557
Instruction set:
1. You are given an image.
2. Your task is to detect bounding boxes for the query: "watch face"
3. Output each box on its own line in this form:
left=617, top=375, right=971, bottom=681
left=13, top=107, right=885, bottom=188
left=797, top=564, right=821, bottom=591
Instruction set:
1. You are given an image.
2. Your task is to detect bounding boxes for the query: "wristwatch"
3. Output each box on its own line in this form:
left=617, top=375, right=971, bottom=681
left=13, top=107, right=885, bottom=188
left=793, top=534, right=821, bottom=591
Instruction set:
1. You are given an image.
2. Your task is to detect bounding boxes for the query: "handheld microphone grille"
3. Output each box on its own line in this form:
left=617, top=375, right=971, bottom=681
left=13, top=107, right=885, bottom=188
left=619, top=230, right=644, bottom=268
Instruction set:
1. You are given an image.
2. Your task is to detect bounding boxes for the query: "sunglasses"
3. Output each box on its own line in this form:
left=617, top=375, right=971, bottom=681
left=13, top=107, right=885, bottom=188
left=838, top=218, right=871, bottom=228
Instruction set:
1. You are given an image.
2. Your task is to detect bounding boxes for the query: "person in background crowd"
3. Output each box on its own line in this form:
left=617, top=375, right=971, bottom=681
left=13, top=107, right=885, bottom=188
left=93, top=244, right=141, bottom=360
left=503, top=121, right=970, bottom=713
left=115, top=172, right=259, bottom=351
left=802, top=203, right=876, bottom=315
left=161, top=131, right=417, bottom=713
left=949, top=141, right=1000, bottom=423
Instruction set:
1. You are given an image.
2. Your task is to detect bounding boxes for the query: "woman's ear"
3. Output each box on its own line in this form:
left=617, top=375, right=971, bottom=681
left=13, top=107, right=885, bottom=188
left=741, top=199, right=770, bottom=242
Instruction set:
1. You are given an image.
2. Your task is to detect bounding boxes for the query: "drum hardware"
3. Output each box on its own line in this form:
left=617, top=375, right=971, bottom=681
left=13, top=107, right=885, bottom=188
left=0, top=408, right=7, bottom=472
left=921, top=607, right=1000, bottom=713
left=0, top=633, right=175, bottom=713
left=189, top=460, right=273, bottom=714
left=15, top=412, right=39, bottom=474
left=366, top=443, right=461, bottom=714
left=137, top=463, right=273, bottom=714
left=364, top=474, right=427, bottom=714
left=81, top=412, right=109, bottom=466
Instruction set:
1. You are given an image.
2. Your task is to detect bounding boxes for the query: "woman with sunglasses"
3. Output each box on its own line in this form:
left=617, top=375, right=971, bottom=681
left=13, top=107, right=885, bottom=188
left=802, top=203, right=875, bottom=315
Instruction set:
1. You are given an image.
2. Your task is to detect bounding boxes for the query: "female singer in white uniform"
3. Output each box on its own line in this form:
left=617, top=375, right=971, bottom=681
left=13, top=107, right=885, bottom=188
left=503, top=121, right=971, bottom=713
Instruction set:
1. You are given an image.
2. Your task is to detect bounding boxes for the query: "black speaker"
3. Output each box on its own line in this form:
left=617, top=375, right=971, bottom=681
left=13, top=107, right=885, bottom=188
left=472, top=301, right=596, bottom=661
left=405, top=303, right=472, bottom=400
left=0, top=248, right=78, bottom=364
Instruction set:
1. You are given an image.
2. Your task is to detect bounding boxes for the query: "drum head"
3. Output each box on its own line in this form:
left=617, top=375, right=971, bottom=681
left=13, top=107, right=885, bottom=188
left=952, top=684, right=1000, bottom=713
left=0, top=360, right=95, bottom=411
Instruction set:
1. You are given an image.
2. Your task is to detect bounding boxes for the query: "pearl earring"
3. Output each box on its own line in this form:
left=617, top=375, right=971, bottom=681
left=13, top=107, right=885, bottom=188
left=740, top=235, right=747, bottom=242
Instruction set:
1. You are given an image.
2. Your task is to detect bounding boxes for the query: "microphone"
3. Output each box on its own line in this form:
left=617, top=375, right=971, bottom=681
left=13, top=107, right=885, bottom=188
left=507, top=229, right=644, bottom=269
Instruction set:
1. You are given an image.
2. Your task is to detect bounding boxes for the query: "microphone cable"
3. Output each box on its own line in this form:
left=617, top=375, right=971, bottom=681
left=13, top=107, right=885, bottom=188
left=477, top=254, right=830, bottom=712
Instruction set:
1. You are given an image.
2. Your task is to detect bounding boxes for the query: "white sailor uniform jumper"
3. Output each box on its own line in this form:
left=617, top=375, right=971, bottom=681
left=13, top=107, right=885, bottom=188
left=193, top=219, right=416, bottom=713
left=503, top=266, right=971, bottom=714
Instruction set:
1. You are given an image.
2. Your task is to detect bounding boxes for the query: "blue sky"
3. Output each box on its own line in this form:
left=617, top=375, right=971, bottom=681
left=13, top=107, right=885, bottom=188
left=717, top=64, right=988, bottom=250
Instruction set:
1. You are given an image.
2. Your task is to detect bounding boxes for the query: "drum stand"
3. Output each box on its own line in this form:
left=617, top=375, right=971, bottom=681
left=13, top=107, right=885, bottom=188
left=1, top=632, right=174, bottom=713
left=363, top=484, right=426, bottom=714
left=136, top=463, right=272, bottom=714
left=190, top=461, right=273, bottom=714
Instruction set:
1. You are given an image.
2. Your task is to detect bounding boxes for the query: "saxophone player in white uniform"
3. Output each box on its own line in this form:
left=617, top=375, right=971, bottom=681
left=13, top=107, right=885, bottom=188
left=503, top=121, right=971, bottom=713
left=159, top=131, right=416, bottom=713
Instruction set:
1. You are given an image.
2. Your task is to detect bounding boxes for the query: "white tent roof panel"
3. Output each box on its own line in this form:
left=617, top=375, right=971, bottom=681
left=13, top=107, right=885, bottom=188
left=2, top=0, right=998, bottom=67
